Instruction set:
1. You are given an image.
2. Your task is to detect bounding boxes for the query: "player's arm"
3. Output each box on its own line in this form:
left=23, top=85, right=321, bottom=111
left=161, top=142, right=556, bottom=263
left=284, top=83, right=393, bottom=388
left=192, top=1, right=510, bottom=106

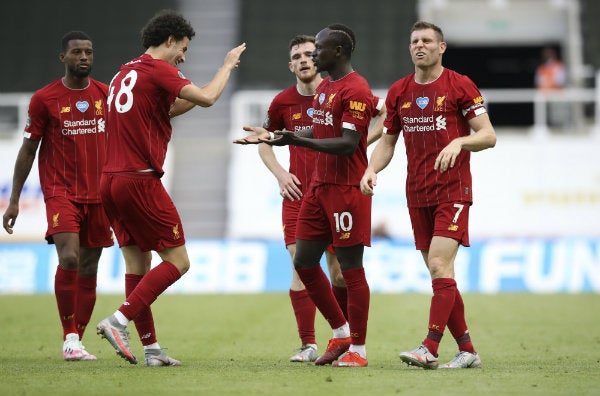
left=3, top=138, right=40, bottom=234
left=268, top=127, right=360, bottom=156
left=258, top=142, right=302, bottom=201
left=233, top=125, right=313, bottom=145
left=177, top=43, right=246, bottom=108
left=360, top=132, right=399, bottom=196
left=169, top=98, right=196, bottom=117
left=463, top=112, right=497, bottom=152
left=367, top=101, right=386, bottom=146
left=434, top=112, right=497, bottom=172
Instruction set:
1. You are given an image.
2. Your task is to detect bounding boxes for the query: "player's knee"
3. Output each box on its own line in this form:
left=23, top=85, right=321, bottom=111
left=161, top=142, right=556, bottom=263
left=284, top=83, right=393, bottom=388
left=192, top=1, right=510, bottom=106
left=58, top=253, right=79, bottom=270
left=427, top=257, right=452, bottom=278
left=330, top=272, right=345, bottom=287
left=173, top=258, right=190, bottom=275
left=78, top=261, right=99, bottom=277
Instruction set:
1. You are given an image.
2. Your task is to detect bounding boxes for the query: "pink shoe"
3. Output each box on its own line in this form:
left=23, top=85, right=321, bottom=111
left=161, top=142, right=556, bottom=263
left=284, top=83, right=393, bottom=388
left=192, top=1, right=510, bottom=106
left=80, top=343, right=97, bottom=361
left=62, top=333, right=84, bottom=361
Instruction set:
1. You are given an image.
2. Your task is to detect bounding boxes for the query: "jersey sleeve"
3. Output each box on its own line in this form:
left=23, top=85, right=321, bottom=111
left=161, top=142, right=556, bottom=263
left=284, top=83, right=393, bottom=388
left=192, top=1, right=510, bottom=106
left=456, top=75, right=487, bottom=120
left=155, top=62, right=192, bottom=98
left=263, top=96, right=284, bottom=132
left=372, top=95, right=384, bottom=116
left=341, top=85, right=373, bottom=133
left=24, top=92, right=48, bottom=140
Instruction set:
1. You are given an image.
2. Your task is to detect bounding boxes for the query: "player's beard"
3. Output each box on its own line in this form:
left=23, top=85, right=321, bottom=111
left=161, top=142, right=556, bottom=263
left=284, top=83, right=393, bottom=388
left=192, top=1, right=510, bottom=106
left=299, top=75, right=317, bottom=84
left=298, top=70, right=318, bottom=84
left=70, top=64, right=92, bottom=78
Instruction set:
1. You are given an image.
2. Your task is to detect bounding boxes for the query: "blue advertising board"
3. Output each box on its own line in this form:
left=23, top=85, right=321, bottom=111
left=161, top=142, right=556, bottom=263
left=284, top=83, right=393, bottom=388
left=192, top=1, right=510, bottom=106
left=0, top=238, right=598, bottom=294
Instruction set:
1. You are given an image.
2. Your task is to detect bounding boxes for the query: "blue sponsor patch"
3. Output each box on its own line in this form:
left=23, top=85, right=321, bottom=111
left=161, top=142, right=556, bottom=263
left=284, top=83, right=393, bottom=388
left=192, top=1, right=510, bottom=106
left=416, top=97, right=429, bottom=109
left=75, top=101, right=89, bottom=112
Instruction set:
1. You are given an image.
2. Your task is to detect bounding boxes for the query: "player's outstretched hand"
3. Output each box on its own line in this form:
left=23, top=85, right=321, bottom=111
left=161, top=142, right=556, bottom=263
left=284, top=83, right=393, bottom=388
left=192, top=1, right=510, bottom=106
left=233, top=126, right=270, bottom=145
left=224, top=43, right=247, bottom=71
left=264, top=130, right=294, bottom=146
left=233, top=127, right=295, bottom=146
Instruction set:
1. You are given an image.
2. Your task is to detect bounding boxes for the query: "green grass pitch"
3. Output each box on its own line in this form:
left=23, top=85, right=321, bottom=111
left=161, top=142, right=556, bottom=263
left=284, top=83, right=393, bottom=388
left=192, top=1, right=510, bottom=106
left=0, top=293, right=598, bottom=395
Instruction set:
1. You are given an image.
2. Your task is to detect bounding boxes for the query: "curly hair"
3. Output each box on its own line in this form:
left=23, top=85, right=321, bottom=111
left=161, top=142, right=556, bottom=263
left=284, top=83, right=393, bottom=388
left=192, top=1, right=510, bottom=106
left=141, top=9, right=196, bottom=49
left=61, top=31, right=92, bottom=52
left=326, top=23, right=356, bottom=55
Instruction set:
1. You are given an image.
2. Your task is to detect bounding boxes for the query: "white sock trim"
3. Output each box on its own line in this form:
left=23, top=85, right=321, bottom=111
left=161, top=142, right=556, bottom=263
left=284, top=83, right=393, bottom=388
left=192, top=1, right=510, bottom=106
left=332, top=322, right=350, bottom=338
left=349, top=344, right=366, bottom=357
left=114, top=310, right=129, bottom=326
left=144, top=343, right=161, bottom=351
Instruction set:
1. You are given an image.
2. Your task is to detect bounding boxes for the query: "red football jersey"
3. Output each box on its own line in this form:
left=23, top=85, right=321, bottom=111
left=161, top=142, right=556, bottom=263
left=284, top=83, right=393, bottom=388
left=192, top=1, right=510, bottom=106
left=311, top=71, right=374, bottom=186
left=263, top=85, right=316, bottom=194
left=384, top=68, right=487, bottom=207
left=25, top=78, right=108, bottom=203
left=104, top=54, right=191, bottom=176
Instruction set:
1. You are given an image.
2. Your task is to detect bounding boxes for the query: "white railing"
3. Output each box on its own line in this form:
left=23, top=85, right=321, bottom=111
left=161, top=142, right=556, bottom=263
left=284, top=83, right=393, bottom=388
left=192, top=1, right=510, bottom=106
left=2, top=70, right=600, bottom=139
left=480, top=70, right=600, bottom=138
left=0, top=92, right=31, bottom=139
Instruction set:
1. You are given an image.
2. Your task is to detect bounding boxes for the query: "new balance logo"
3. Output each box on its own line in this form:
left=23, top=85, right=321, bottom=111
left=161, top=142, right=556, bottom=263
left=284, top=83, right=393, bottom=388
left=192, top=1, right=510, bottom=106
left=339, top=232, right=351, bottom=240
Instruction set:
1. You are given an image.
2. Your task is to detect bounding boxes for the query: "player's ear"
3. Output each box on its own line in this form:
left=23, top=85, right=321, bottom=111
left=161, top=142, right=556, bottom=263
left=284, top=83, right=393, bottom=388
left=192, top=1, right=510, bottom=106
left=439, top=41, right=447, bottom=54
left=166, top=35, right=176, bottom=47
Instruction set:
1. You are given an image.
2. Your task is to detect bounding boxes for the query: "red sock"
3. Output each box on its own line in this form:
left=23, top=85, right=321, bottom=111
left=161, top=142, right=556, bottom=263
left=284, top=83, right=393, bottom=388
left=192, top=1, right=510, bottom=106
left=75, top=275, right=96, bottom=339
left=447, top=288, right=475, bottom=353
left=295, top=266, right=346, bottom=330
left=126, top=274, right=157, bottom=346
left=118, top=261, right=181, bottom=321
left=423, top=278, right=457, bottom=356
left=289, top=289, right=316, bottom=345
left=342, top=267, right=370, bottom=345
left=332, top=285, right=348, bottom=320
left=55, top=266, right=78, bottom=338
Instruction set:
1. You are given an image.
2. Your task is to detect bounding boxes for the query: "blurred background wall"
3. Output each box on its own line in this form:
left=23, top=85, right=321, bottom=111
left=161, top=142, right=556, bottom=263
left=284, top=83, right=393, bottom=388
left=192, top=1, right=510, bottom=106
left=1, top=0, right=599, bottom=238
left=0, top=0, right=599, bottom=293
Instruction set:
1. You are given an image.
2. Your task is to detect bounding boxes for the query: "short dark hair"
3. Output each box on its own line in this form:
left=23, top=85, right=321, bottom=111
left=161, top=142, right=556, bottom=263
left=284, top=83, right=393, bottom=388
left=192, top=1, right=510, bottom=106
left=61, top=31, right=92, bottom=52
left=326, top=23, right=356, bottom=55
left=411, top=21, right=444, bottom=42
left=141, top=9, right=195, bottom=49
left=288, top=35, right=315, bottom=51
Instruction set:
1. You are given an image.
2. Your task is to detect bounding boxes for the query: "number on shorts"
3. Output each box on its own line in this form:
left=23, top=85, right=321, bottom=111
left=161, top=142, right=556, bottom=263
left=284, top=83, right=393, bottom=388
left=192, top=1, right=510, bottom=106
left=333, top=211, right=353, bottom=232
left=452, top=203, right=464, bottom=223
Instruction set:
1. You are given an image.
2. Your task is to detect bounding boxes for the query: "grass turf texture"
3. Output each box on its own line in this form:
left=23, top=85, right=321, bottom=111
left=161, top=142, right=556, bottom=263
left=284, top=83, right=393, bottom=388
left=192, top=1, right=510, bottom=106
left=0, top=293, right=598, bottom=395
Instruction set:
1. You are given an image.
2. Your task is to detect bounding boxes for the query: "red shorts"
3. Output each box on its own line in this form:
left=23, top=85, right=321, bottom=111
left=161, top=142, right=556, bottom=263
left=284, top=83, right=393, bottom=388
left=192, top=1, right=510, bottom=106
left=283, top=198, right=335, bottom=254
left=408, top=201, right=470, bottom=250
left=100, top=172, right=185, bottom=252
left=296, top=183, right=371, bottom=248
left=282, top=198, right=301, bottom=246
left=44, top=196, right=113, bottom=248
